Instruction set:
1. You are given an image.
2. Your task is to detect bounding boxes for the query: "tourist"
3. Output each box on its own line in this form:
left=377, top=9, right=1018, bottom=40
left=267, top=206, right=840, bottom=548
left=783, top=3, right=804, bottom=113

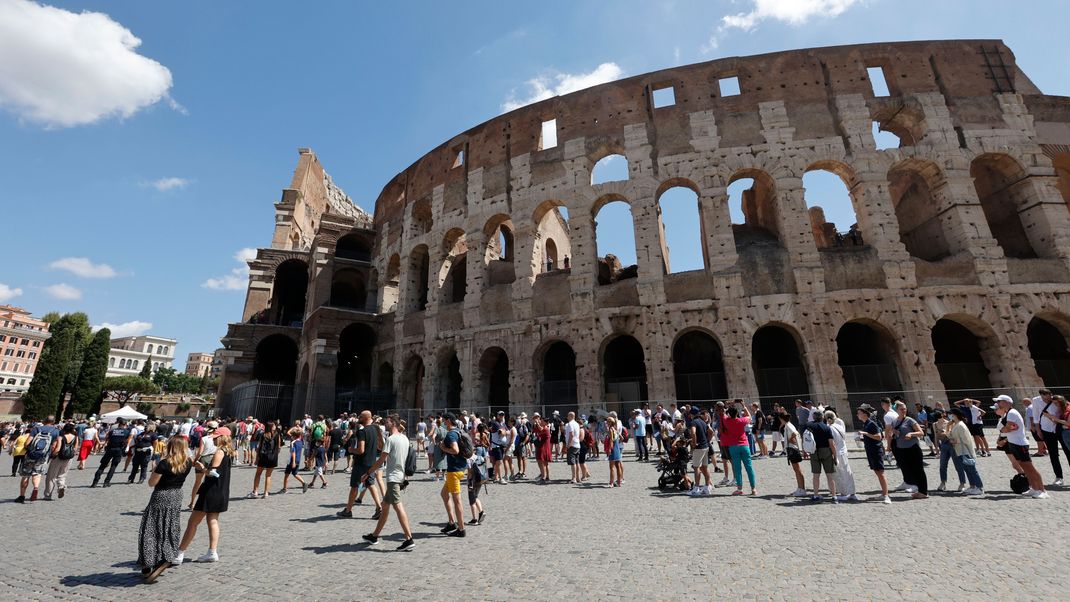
left=719, top=401, right=756, bottom=496
left=712, top=403, right=732, bottom=486
left=175, top=434, right=234, bottom=564
left=488, top=411, right=507, bottom=484
left=803, top=409, right=838, bottom=502
left=250, top=421, right=282, bottom=498
left=551, top=410, right=564, bottom=462
left=768, top=403, right=783, bottom=456
left=138, top=437, right=192, bottom=583
left=9, top=428, right=30, bottom=478
left=359, top=414, right=415, bottom=550
left=467, top=434, right=488, bottom=527
left=279, top=425, right=308, bottom=494
left=415, top=416, right=428, bottom=457
left=43, top=422, right=77, bottom=500
left=915, top=402, right=936, bottom=456
left=775, top=413, right=807, bottom=497
left=534, top=414, right=552, bottom=482
left=309, top=436, right=329, bottom=489
left=856, top=404, right=890, bottom=503
left=150, top=432, right=166, bottom=471
left=891, top=401, right=928, bottom=499
left=502, top=416, right=517, bottom=482
left=825, top=410, right=856, bottom=501
left=794, top=399, right=809, bottom=427
left=947, top=408, right=984, bottom=495
left=958, top=399, right=990, bottom=457
left=188, top=422, right=220, bottom=510
left=128, top=423, right=157, bottom=485
left=631, top=409, right=648, bottom=462
left=995, top=395, right=1047, bottom=498
left=606, top=415, right=623, bottom=487
left=1031, top=388, right=1066, bottom=486
left=328, top=419, right=345, bottom=474
left=751, top=402, right=768, bottom=458
left=15, top=417, right=58, bottom=502
left=344, top=411, right=383, bottom=517
left=438, top=413, right=467, bottom=537
left=1048, top=395, right=1070, bottom=467
left=1022, top=397, right=1045, bottom=457
left=513, top=413, right=529, bottom=480
left=76, top=419, right=98, bottom=470
left=688, top=407, right=713, bottom=496
left=565, top=411, right=582, bottom=484
left=431, top=416, right=447, bottom=481
left=92, top=418, right=132, bottom=488
left=578, top=417, right=592, bottom=481
left=933, top=410, right=965, bottom=493
left=880, top=397, right=910, bottom=490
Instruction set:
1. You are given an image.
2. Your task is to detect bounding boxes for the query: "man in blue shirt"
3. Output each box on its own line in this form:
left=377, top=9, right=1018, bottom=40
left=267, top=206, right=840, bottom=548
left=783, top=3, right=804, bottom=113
left=92, top=418, right=132, bottom=488
left=439, top=413, right=468, bottom=538
left=631, top=409, right=648, bottom=462
left=16, top=416, right=61, bottom=503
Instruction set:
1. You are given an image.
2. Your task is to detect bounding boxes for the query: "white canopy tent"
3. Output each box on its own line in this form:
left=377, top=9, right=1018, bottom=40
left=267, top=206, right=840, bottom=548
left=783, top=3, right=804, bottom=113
left=99, top=405, right=148, bottom=424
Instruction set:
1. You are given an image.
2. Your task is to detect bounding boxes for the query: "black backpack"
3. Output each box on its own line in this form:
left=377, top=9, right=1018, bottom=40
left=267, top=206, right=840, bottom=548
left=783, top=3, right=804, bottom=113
left=259, top=434, right=278, bottom=458
left=56, top=435, right=77, bottom=460
left=404, top=446, right=417, bottom=477
left=457, top=431, right=475, bottom=459
left=1010, top=473, right=1029, bottom=494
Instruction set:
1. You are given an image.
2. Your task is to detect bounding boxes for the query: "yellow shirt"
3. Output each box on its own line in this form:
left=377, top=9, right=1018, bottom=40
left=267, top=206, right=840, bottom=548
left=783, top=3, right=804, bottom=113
left=152, top=439, right=166, bottom=455
left=12, top=433, right=31, bottom=456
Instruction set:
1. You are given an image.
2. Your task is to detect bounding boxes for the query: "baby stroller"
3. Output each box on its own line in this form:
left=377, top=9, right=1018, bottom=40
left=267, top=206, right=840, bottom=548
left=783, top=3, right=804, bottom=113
left=656, top=446, right=692, bottom=492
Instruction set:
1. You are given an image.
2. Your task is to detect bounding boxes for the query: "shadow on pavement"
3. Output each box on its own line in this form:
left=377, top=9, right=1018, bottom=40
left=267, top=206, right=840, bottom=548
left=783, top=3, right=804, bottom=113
left=60, top=571, right=141, bottom=588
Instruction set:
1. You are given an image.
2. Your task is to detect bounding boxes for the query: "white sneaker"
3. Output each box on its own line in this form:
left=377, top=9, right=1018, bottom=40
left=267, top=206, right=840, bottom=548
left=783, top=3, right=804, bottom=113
left=689, top=487, right=700, bottom=497
left=170, top=552, right=184, bottom=566
left=894, top=482, right=908, bottom=491
left=963, top=487, right=982, bottom=496
left=701, top=485, right=711, bottom=495
left=1053, top=479, right=1064, bottom=487
left=791, top=488, right=808, bottom=497
left=882, top=495, right=892, bottom=504
left=905, top=485, right=919, bottom=494
left=833, top=495, right=849, bottom=502
left=956, top=483, right=966, bottom=493
left=1024, top=488, right=1038, bottom=497
left=1031, top=490, right=1050, bottom=499
left=194, top=551, right=219, bottom=563
left=848, top=494, right=861, bottom=502
left=936, top=482, right=946, bottom=492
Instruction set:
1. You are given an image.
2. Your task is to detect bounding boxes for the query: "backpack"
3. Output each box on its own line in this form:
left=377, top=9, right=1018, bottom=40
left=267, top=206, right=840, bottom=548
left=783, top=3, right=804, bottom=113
left=259, top=434, right=278, bottom=458
left=802, top=428, right=817, bottom=454
left=457, top=430, right=475, bottom=459
left=312, top=422, right=325, bottom=441
left=57, top=435, right=77, bottom=460
left=404, top=446, right=417, bottom=477
left=620, top=426, right=630, bottom=444
left=471, top=454, right=489, bottom=483
left=1010, top=472, right=1029, bottom=494
left=26, top=430, right=53, bottom=461
left=583, top=428, right=595, bottom=448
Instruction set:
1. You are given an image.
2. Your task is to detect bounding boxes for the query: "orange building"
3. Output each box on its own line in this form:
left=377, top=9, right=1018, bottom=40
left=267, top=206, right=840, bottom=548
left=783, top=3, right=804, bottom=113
left=0, top=305, right=51, bottom=393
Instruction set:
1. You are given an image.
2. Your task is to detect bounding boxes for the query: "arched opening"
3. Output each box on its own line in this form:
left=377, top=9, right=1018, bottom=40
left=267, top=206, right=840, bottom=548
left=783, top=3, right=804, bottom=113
left=658, top=183, right=706, bottom=273
left=377, top=362, right=394, bottom=396
left=435, top=348, right=462, bottom=410
left=971, top=154, right=1037, bottom=259
left=382, top=254, right=401, bottom=313
left=591, top=154, right=628, bottom=185
left=411, top=198, right=433, bottom=235
left=602, top=335, right=648, bottom=413
left=594, top=199, right=638, bottom=285
left=672, top=330, right=727, bottom=401
left=727, top=171, right=781, bottom=249
left=888, top=162, right=951, bottom=261
left=1028, top=317, right=1070, bottom=393
left=484, top=216, right=516, bottom=287
left=271, top=259, right=308, bottom=326
left=479, top=347, right=510, bottom=415
left=539, top=341, right=577, bottom=408
left=836, top=322, right=904, bottom=423
left=440, top=229, right=468, bottom=304
left=406, top=246, right=430, bottom=311
left=752, top=325, right=810, bottom=405
left=335, top=232, right=373, bottom=262
left=336, top=323, right=376, bottom=390
left=804, top=166, right=863, bottom=249
left=932, top=319, right=995, bottom=403
left=534, top=200, right=571, bottom=273
left=400, top=355, right=425, bottom=410
left=253, top=334, right=298, bottom=383
left=330, top=268, right=368, bottom=310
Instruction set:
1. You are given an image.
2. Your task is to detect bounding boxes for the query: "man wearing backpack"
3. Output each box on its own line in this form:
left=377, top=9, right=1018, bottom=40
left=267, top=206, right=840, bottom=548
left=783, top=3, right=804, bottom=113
left=803, top=410, right=838, bottom=502
left=92, top=417, right=133, bottom=488
left=16, top=416, right=61, bottom=503
left=44, top=422, right=78, bottom=500
left=438, top=413, right=468, bottom=538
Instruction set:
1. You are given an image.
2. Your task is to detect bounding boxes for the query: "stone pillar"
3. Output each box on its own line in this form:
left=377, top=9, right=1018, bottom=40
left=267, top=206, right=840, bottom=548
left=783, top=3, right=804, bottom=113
left=1015, top=175, right=1070, bottom=261
left=775, top=178, right=825, bottom=294
left=719, top=313, right=760, bottom=401
left=574, top=342, right=600, bottom=406
left=568, top=214, right=597, bottom=306
left=933, top=172, right=1009, bottom=285
left=700, top=186, right=739, bottom=272
left=631, top=198, right=667, bottom=306
left=850, top=172, right=917, bottom=288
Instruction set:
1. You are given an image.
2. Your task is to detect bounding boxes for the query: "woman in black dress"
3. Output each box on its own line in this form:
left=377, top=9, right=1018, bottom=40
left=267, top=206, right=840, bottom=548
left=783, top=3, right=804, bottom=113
left=175, top=434, right=233, bottom=564
left=249, top=422, right=282, bottom=498
left=138, top=436, right=192, bottom=583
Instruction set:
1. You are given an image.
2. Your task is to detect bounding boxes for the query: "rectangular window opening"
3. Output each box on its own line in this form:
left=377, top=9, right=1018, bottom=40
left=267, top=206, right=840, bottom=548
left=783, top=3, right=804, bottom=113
left=452, top=147, right=465, bottom=169
left=718, top=76, right=740, bottom=97
left=866, top=66, right=890, bottom=97
left=652, top=86, right=676, bottom=108
left=540, top=119, right=558, bottom=150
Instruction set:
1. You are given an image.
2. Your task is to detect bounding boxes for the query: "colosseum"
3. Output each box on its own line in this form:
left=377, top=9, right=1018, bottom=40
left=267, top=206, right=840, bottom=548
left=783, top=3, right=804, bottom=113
left=216, top=39, right=1070, bottom=425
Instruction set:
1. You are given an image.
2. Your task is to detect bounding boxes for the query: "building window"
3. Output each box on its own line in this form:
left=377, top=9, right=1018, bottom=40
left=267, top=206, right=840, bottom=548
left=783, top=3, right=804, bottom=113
left=110, top=357, right=115, bottom=367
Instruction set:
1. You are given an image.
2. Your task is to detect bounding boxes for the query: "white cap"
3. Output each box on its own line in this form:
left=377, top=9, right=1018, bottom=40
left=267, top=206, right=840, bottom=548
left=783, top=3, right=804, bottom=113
left=993, top=394, right=1014, bottom=404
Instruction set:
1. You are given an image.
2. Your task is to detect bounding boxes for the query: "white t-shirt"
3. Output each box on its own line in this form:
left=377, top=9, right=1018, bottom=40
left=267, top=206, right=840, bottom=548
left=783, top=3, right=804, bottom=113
left=883, top=410, right=897, bottom=428
left=783, top=422, right=800, bottom=450
left=179, top=422, right=193, bottom=436
left=1005, top=409, right=1028, bottom=446
left=1031, top=396, right=1059, bottom=433
left=672, top=409, right=683, bottom=422
left=82, top=426, right=97, bottom=441
left=382, top=432, right=409, bottom=484
left=969, top=405, right=982, bottom=424
left=565, top=420, right=581, bottom=449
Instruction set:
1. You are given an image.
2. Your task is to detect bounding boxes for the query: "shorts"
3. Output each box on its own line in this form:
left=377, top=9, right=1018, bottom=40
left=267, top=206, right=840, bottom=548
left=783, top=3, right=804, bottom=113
left=786, top=448, right=803, bottom=465
left=809, top=447, right=836, bottom=475
left=416, top=433, right=426, bottom=442
left=468, top=484, right=480, bottom=505
left=19, top=458, right=46, bottom=477
left=691, top=448, right=709, bottom=468
left=1006, top=442, right=1031, bottom=463
left=772, top=432, right=783, bottom=443
left=490, top=447, right=505, bottom=461
left=566, top=447, right=579, bottom=466
left=444, top=470, right=464, bottom=494
left=329, top=446, right=342, bottom=460
left=314, top=466, right=324, bottom=476
left=968, top=424, right=984, bottom=437
left=756, top=431, right=766, bottom=441
left=351, top=465, right=373, bottom=488
left=865, top=446, right=885, bottom=471
left=383, top=481, right=403, bottom=505
left=285, top=463, right=300, bottom=477
left=503, top=446, right=513, bottom=458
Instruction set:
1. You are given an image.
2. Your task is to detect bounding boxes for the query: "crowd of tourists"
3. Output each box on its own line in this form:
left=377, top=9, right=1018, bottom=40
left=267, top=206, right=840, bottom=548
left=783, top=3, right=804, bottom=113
left=3, top=386, right=1069, bottom=582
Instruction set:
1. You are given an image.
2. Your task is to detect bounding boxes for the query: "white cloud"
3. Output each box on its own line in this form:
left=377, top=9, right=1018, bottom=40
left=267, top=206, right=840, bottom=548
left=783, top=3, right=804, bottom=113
left=721, top=0, right=862, bottom=31
left=146, top=177, right=191, bottom=192
left=0, top=283, right=23, bottom=302
left=0, top=0, right=176, bottom=128
left=202, top=248, right=257, bottom=291
left=44, top=283, right=82, bottom=300
left=49, top=256, right=117, bottom=278
left=502, top=62, right=624, bottom=112
left=93, top=320, right=152, bottom=338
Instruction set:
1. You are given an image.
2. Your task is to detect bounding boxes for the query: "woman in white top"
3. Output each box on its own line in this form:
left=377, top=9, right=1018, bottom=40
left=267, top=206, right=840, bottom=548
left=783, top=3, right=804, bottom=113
left=825, top=410, right=857, bottom=501
left=78, top=423, right=100, bottom=470
left=777, top=413, right=807, bottom=496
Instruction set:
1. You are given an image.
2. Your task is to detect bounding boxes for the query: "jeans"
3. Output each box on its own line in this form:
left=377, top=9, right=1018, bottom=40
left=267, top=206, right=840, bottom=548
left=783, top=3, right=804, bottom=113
left=746, top=431, right=756, bottom=455
left=939, top=441, right=965, bottom=485
left=634, top=435, right=648, bottom=461
left=728, top=445, right=755, bottom=489
left=129, top=449, right=151, bottom=482
left=959, top=455, right=983, bottom=489
left=1041, top=429, right=1064, bottom=479
left=93, top=448, right=123, bottom=485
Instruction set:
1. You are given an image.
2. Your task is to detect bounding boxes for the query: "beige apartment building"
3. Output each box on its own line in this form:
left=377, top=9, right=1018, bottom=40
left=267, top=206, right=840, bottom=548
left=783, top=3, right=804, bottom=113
left=0, top=305, right=51, bottom=393
left=185, top=352, right=215, bottom=378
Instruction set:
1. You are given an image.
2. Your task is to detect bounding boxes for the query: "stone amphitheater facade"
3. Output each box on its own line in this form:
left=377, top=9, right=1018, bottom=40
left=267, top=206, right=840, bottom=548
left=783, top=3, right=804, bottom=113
left=217, top=39, right=1070, bottom=422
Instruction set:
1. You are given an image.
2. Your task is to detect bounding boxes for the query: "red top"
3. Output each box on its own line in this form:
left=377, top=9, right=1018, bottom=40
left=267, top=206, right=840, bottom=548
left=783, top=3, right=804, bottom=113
left=720, top=416, right=750, bottom=447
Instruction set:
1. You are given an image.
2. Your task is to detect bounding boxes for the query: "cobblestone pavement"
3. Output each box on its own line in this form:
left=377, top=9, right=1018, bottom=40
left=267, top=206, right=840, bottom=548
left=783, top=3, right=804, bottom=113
left=2, top=441, right=1068, bottom=600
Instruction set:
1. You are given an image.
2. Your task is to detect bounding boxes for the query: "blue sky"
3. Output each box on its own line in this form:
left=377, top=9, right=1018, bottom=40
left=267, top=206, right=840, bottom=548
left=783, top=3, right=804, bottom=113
left=2, top=0, right=1069, bottom=369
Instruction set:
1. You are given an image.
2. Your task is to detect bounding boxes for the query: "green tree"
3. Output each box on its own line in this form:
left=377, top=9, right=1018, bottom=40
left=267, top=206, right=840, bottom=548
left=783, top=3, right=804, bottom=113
left=21, top=314, right=80, bottom=420
left=152, top=366, right=180, bottom=391
left=70, top=328, right=111, bottom=416
left=139, top=355, right=154, bottom=379
left=102, top=375, right=160, bottom=403
left=60, top=313, right=93, bottom=397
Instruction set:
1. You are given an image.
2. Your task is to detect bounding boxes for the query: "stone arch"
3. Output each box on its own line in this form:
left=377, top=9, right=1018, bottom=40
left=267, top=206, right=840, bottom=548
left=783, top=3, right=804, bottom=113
left=534, top=339, right=577, bottom=408
left=270, top=259, right=308, bottom=326
left=477, top=346, right=510, bottom=414
left=593, top=194, right=638, bottom=285
left=335, top=231, right=374, bottom=262
left=803, top=159, right=865, bottom=250
left=931, top=316, right=999, bottom=403
left=533, top=199, right=571, bottom=273
left=336, top=323, right=376, bottom=390
left=601, top=333, right=648, bottom=412
left=970, top=153, right=1038, bottom=259
left=405, top=245, right=430, bottom=311
left=253, top=334, right=299, bottom=383
left=434, top=346, right=463, bottom=409
left=591, top=153, right=629, bottom=185
left=751, top=323, right=811, bottom=405
left=330, top=268, right=367, bottom=310
left=656, top=178, right=707, bottom=273
left=400, top=353, right=425, bottom=410
left=439, top=228, right=468, bottom=304
left=411, top=198, right=433, bottom=235
left=835, top=319, right=905, bottom=416
left=671, top=328, right=727, bottom=401
left=727, top=168, right=781, bottom=245
left=1027, top=313, right=1070, bottom=392
left=887, top=158, right=952, bottom=261
left=1053, top=152, right=1070, bottom=211
left=382, top=253, right=401, bottom=313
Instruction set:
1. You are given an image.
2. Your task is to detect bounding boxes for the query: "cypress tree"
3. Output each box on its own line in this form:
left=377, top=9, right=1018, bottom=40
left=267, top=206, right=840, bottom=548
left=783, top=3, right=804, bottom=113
left=70, top=328, right=111, bottom=416
left=139, top=356, right=154, bottom=379
left=21, top=319, right=76, bottom=420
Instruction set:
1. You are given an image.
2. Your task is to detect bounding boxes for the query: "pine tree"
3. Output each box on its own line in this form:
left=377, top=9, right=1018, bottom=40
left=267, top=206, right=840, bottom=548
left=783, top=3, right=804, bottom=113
left=70, top=328, right=111, bottom=416
left=139, top=356, right=154, bottom=379
left=21, top=319, right=77, bottom=420
left=60, top=313, right=92, bottom=395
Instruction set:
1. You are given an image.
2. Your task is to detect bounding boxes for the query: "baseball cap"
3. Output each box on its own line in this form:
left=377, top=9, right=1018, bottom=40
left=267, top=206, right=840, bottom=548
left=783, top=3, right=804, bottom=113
left=689, top=407, right=700, bottom=416
left=552, top=410, right=560, bottom=415
left=993, top=394, right=1014, bottom=404
left=533, top=412, right=541, bottom=417
left=214, top=426, right=231, bottom=437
